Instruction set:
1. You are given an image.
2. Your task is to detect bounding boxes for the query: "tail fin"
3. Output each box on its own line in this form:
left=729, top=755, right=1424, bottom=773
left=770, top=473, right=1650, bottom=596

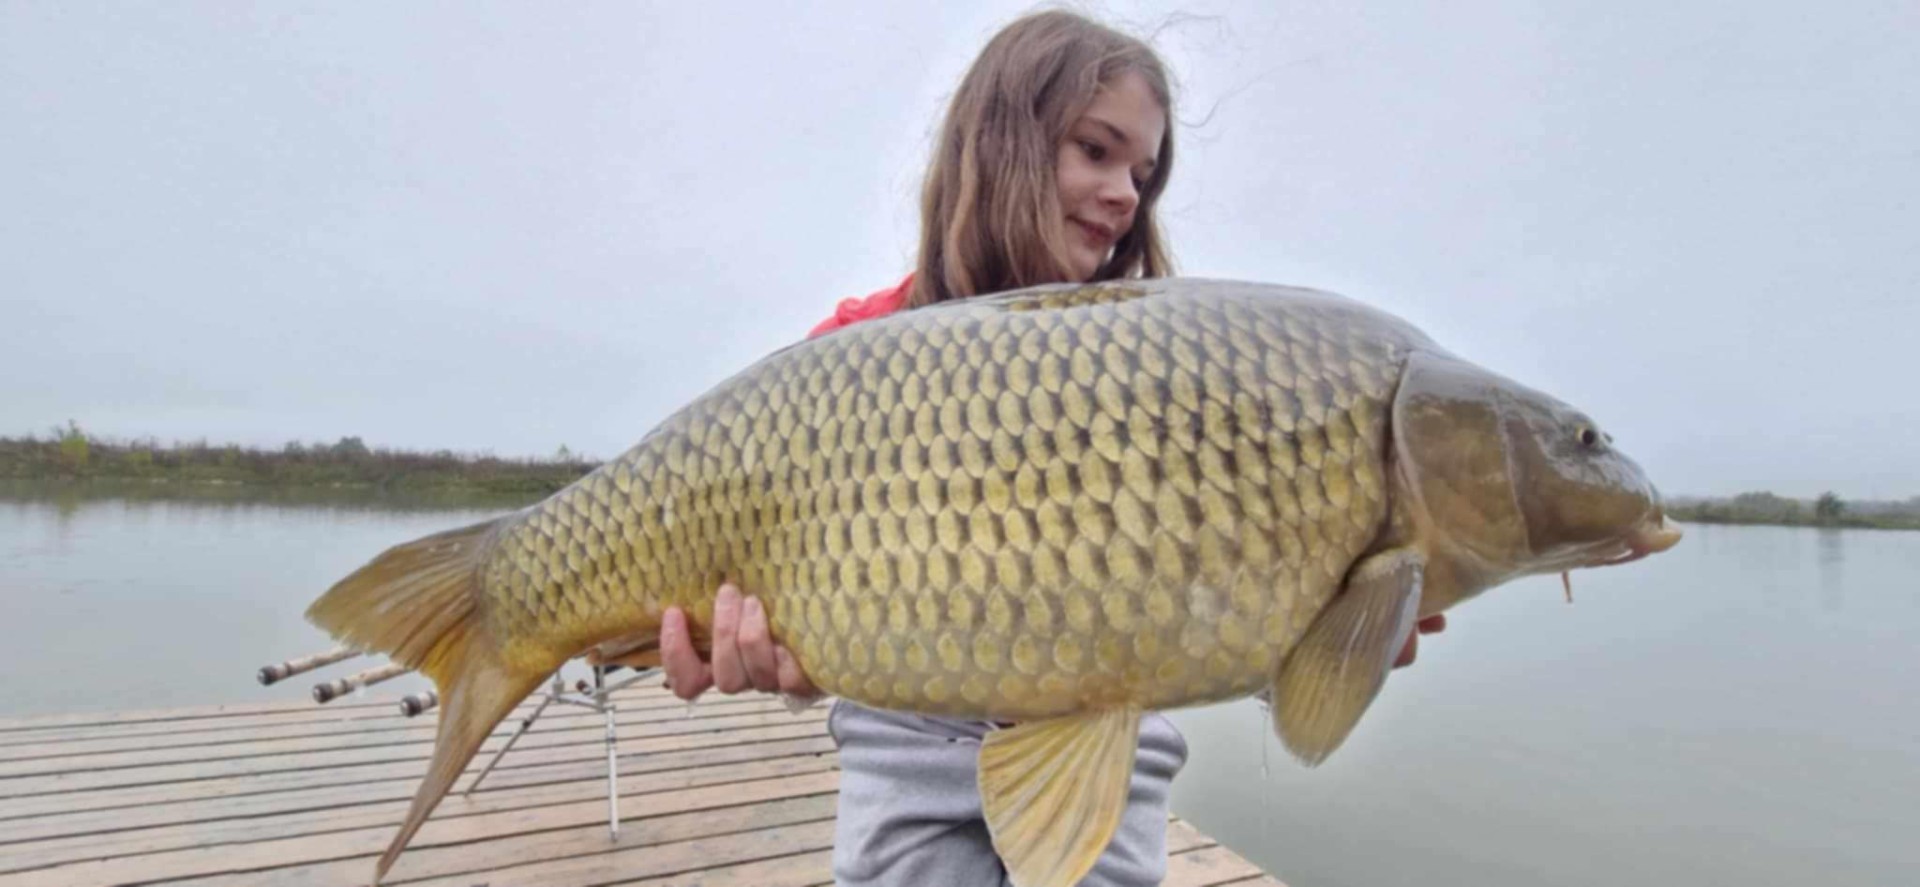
left=305, top=516, right=549, bottom=884
left=305, top=518, right=499, bottom=675
left=374, top=637, right=542, bottom=882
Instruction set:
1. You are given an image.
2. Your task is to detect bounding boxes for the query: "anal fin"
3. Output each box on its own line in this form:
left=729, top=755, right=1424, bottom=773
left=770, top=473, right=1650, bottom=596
left=978, top=707, right=1142, bottom=887
left=1272, top=548, right=1424, bottom=765
left=588, top=633, right=663, bottom=670
left=595, top=647, right=663, bottom=669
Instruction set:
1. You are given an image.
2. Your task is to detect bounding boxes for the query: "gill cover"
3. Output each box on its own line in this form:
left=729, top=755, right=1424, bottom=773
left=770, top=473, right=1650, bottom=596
left=1390, top=351, right=1531, bottom=572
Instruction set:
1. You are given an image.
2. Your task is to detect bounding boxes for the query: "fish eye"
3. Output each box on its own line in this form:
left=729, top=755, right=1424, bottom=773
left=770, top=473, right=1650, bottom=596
left=1576, top=426, right=1602, bottom=449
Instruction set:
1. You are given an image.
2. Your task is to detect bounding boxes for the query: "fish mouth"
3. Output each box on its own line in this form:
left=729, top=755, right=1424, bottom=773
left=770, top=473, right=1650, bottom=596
left=1543, top=513, right=1683, bottom=573
left=1597, top=514, right=1684, bottom=566
left=1629, top=514, right=1683, bottom=556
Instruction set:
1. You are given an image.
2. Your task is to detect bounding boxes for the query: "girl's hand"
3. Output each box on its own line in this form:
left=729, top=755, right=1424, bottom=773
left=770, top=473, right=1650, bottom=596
left=660, top=584, right=819, bottom=702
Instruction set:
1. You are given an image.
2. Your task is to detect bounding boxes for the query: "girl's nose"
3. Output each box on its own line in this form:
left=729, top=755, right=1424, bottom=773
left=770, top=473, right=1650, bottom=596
left=1100, top=168, right=1139, bottom=216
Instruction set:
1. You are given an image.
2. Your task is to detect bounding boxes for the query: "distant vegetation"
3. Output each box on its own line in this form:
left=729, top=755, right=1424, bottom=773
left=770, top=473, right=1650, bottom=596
left=1, top=421, right=598, bottom=504
left=6, top=423, right=1915, bottom=531
left=1669, top=491, right=1920, bottom=531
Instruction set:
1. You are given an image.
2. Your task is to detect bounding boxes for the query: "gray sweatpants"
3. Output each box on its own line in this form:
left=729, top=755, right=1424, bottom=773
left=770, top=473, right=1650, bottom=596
left=827, top=699, right=1189, bottom=886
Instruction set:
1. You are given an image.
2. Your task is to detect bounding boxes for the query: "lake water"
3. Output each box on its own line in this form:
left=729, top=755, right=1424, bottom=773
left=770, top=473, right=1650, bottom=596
left=2, top=486, right=1914, bottom=886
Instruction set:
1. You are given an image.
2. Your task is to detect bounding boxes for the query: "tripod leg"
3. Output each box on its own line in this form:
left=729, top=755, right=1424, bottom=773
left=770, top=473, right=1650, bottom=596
left=599, top=666, right=620, bottom=840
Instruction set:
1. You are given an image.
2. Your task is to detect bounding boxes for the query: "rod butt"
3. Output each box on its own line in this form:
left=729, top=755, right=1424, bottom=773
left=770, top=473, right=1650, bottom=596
left=257, top=646, right=359, bottom=686
left=312, top=662, right=410, bottom=704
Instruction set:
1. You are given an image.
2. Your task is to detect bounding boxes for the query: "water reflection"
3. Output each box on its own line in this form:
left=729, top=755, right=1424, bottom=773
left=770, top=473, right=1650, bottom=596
left=0, top=486, right=511, bottom=718
left=1817, top=527, right=1846, bottom=612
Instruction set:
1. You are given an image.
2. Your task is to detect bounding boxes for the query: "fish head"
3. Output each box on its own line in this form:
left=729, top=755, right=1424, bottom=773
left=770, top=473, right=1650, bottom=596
left=1392, top=351, right=1680, bottom=600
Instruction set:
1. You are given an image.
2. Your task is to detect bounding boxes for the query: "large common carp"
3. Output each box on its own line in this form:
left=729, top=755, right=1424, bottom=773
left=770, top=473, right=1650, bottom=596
left=306, top=279, right=1681, bottom=886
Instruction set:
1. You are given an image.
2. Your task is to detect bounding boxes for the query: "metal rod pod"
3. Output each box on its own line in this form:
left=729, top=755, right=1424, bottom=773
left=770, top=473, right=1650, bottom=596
left=257, top=646, right=359, bottom=686
left=399, top=690, right=439, bottom=717
left=312, top=662, right=410, bottom=704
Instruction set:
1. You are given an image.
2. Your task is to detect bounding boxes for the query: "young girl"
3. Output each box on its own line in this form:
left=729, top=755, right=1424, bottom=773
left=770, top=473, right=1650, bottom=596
left=659, top=10, right=1440, bottom=885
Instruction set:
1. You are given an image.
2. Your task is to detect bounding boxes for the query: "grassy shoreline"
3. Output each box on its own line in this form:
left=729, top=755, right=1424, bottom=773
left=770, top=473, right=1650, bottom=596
left=2, top=425, right=598, bottom=505
left=1668, top=491, right=1920, bottom=531
left=1669, top=508, right=1920, bottom=531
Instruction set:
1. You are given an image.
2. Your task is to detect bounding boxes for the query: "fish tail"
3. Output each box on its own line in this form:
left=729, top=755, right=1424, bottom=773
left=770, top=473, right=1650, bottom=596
left=304, top=516, right=552, bottom=884
left=374, top=640, right=543, bottom=883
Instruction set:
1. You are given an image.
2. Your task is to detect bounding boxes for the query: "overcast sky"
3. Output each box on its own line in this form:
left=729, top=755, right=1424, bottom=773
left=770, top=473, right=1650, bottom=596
left=3, top=2, right=1914, bottom=500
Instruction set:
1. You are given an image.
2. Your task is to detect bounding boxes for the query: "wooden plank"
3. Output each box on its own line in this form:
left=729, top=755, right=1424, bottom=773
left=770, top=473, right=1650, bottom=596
left=0, top=694, right=399, bottom=733
left=1166, top=818, right=1221, bottom=854
left=0, top=691, right=779, bottom=761
left=177, top=798, right=839, bottom=887
left=0, top=679, right=681, bottom=738
left=606, top=848, right=836, bottom=887
left=5, top=744, right=833, bottom=856
left=0, top=689, right=1287, bottom=887
left=0, top=709, right=825, bottom=799
left=8, top=770, right=841, bottom=886
left=0, top=697, right=402, bottom=749
left=0, top=690, right=499, bottom=748
left=1164, top=844, right=1268, bottom=887
left=0, top=720, right=830, bottom=824
left=401, top=817, right=839, bottom=887
left=1, top=739, right=837, bottom=870
left=0, top=694, right=788, bottom=773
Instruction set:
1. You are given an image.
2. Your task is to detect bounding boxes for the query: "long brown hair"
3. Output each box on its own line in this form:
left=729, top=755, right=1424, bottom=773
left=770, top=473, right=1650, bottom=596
left=909, top=10, right=1176, bottom=308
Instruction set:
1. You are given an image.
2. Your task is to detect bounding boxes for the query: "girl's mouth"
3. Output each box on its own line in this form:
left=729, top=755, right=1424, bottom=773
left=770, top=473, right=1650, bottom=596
left=1073, top=217, right=1115, bottom=246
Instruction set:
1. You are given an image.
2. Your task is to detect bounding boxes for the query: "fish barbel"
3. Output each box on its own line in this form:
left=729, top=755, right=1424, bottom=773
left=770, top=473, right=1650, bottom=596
left=303, top=279, right=1681, bottom=885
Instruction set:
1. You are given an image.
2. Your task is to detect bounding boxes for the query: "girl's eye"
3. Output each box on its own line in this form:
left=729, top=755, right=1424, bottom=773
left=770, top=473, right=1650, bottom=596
left=1080, top=140, right=1106, bottom=161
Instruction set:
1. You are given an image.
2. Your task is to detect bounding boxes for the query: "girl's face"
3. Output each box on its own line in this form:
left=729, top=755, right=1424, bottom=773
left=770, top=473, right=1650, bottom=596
left=1054, top=70, right=1167, bottom=283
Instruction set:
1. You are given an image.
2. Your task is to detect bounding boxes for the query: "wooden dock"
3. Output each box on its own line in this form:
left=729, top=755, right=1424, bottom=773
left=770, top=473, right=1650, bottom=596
left=0, top=680, right=1283, bottom=886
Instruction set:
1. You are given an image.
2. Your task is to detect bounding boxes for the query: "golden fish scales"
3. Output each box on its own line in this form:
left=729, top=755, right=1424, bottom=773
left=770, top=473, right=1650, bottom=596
left=303, top=277, right=1681, bottom=886
left=486, top=281, right=1407, bottom=718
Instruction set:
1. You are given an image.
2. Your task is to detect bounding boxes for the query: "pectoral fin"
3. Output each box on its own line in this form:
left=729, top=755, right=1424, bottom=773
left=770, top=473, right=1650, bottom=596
left=978, top=706, right=1142, bottom=887
left=1272, top=548, right=1424, bottom=765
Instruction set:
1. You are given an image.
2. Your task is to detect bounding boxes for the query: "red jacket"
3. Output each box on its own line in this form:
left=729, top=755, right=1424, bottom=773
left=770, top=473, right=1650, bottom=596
left=808, top=274, right=912, bottom=338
